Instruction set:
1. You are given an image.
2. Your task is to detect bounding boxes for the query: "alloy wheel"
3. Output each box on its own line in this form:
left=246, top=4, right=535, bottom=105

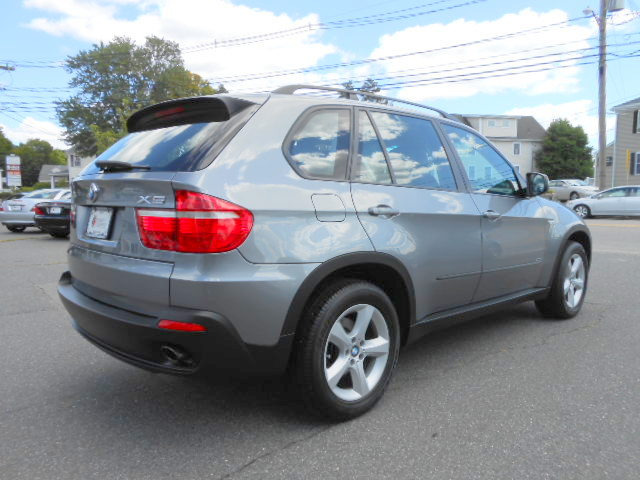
left=323, top=303, right=390, bottom=402
left=563, top=253, right=585, bottom=309
left=574, top=205, right=589, bottom=218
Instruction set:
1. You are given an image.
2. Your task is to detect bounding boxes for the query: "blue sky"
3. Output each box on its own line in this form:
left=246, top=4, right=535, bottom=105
left=1, top=0, right=639, bottom=149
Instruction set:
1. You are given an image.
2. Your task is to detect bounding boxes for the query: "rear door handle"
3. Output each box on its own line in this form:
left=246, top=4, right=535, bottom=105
left=483, top=210, right=501, bottom=220
left=368, top=205, right=399, bottom=218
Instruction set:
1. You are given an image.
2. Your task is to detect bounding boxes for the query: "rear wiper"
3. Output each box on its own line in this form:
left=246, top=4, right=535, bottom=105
left=95, top=160, right=151, bottom=172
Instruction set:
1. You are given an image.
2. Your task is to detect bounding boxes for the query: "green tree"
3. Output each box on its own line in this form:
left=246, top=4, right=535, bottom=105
left=339, top=78, right=386, bottom=103
left=0, top=128, right=13, bottom=156
left=535, top=119, right=594, bottom=179
left=12, top=139, right=66, bottom=187
left=57, top=36, right=223, bottom=156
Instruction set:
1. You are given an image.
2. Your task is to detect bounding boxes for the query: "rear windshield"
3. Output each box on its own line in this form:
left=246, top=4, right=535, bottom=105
left=82, top=105, right=258, bottom=174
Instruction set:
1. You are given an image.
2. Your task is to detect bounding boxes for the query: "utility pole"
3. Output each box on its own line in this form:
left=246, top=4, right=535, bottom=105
left=585, top=0, right=624, bottom=188
left=597, top=0, right=608, bottom=190
left=0, top=65, right=15, bottom=72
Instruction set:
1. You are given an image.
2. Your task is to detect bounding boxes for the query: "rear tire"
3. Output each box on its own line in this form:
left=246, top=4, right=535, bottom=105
left=6, top=225, right=26, bottom=233
left=293, top=279, right=400, bottom=420
left=535, top=241, right=588, bottom=319
left=49, top=232, right=69, bottom=238
left=569, top=192, right=580, bottom=200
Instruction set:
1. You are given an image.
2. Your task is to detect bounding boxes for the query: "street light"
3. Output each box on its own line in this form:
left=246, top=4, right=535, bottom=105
left=584, top=0, right=625, bottom=189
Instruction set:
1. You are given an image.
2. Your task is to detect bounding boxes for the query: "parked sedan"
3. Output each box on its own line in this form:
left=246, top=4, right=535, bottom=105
left=549, top=179, right=598, bottom=201
left=0, top=189, right=70, bottom=232
left=567, top=186, right=640, bottom=218
left=34, top=199, right=71, bottom=238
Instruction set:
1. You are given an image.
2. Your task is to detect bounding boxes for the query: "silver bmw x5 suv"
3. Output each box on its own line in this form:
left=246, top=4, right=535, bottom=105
left=58, top=85, right=591, bottom=419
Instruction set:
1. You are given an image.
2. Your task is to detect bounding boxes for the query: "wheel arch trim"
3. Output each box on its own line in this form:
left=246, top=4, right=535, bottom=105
left=280, top=252, right=416, bottom=337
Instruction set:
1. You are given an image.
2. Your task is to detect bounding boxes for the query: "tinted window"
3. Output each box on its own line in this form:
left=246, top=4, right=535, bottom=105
left=288, top=109, right=350, bottom=180
left=82, top=106, right=258, bottom=174
left=443, top=124, right=520, bottom=196
left=601, top=188, right=628, bottom=198
left=353, top=111, right=392, bottom=184
left=369, top=112, right=457, bottom=190
left=26, top=190, right=61, bottom=199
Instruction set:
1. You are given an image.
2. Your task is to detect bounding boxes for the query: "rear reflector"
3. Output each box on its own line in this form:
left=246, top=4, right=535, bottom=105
left=136, top=190, right=253, bottom=253
left=158, top=319, right=207, bottom=332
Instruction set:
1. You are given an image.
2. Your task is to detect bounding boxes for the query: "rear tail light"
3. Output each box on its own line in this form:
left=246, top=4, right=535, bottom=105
left=136, top=190, right=253, bottom=253
left=70, top=204, right=76, bottom=228
left=34, top=206, right=45, bottom=215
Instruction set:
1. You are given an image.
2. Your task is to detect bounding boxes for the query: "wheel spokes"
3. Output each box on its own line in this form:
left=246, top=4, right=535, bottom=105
left=363, top=337, right=389, bottom=357
left=328, top=321, right=351, bottom=351
left=350, top=362, right=369, bottom=397
left=352, top=305, right=375, bottom=339
left=570, top=256, right=583, bottom=275
left=326, top=356, right=350, bottom=388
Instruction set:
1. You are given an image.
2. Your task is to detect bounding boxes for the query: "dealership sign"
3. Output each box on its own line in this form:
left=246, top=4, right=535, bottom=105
left=5, top=155, right=22, bottom=187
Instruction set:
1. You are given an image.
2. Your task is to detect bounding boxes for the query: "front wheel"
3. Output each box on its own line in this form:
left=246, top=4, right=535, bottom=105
left=573, top=204, right=591, bottom=219
left=569, top=192, right=580, bottom=200
left=535, top=241, right=588, bottom=319
left=294, top=280, right=400, bottom=420
left=49, top=231, right=69, bottom=238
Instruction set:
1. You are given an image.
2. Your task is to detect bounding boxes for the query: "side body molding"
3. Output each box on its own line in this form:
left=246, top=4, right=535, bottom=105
left=281, top=252, right=416, bottom=337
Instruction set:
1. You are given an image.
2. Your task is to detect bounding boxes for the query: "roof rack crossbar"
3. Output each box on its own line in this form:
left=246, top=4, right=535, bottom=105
left=272, top=84, right=457, bottom=120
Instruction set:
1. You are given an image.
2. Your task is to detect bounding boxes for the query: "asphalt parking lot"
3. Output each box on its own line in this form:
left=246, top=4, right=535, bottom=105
left=1, top=219, right=639, bottom=479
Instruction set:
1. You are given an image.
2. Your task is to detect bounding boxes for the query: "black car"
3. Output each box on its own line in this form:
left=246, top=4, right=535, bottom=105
left=34, top=200, right=71, bottom=238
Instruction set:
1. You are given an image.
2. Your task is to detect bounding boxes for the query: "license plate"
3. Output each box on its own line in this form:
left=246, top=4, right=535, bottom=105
left=86, top=207, right=113, bottom=239
left=50, top=207, right=62, bottom=215
left=8, top=205, right=22, bottom=211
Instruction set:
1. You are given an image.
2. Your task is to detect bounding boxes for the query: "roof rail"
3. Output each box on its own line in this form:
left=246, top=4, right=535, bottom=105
left=272, top=84, right=458, bottom=121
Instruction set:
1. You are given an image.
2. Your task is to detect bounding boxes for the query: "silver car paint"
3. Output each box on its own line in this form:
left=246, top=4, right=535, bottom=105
left=1, top=189, right=69, bottom=225
left=65, top=92, right=589, bottom=349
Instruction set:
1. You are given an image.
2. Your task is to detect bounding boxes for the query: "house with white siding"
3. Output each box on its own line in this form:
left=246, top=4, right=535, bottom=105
left=454, top=114, right=546, bottom=174
left=601, top=97, right=640, bottom=188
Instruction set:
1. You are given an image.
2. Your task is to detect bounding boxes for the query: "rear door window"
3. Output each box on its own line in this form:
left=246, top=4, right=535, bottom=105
left=368, top=111, right=457, bottom=190
left=287, top=109, right=351, bottom=180
left=352, top=111, right=392, bottom=184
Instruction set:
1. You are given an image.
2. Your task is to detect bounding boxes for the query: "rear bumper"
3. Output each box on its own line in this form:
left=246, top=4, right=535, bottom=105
left=58, top=271, right=293, bottom=376
left=35, top=215, right=70, bottom=233
left=0, top=211, right=35, bottom=225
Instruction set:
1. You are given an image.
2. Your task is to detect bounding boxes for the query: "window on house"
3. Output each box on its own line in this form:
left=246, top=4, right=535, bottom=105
left=488, top=120, right=496, bottom=127
left=484, top=166, right=492, bottom=179
left=513, top=143, right=521, bottom=155
left=502, top=120, right=510, bottom=127
left=468, top=165, right=476, bottom=180
left=631, top=152, right=640, bottom=175
left=606, top=156, right=613, bottom=166
left=634, top=110, right=639, bottom=134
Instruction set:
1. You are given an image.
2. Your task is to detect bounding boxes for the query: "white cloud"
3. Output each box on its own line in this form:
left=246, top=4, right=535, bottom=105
left=0, top=117, right=68, bottom=149
left=505, top=99, right=615, bottom=146
left=367, top=8, right=595, bottom=102
left=24, top=0, right=337, bottom=92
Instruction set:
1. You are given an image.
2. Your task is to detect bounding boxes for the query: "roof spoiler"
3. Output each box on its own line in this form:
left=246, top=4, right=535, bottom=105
left=126, top=96, right=257, bottom=133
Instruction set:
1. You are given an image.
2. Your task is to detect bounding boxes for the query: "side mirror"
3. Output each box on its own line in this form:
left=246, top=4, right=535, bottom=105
left=526, top=172, right=549, bottom=197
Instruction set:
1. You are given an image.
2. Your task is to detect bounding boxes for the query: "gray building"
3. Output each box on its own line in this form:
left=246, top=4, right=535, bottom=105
left=601, top=97, right=640, bottom=188
left=454, top=114, right=546, bottom=174
left=38, top=164, right=69, bottom=187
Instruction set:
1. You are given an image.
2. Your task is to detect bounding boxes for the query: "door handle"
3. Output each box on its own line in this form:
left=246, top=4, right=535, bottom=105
left=368, top=205, right=399, bottom=217
left=483, top=210, right=501, bottom=220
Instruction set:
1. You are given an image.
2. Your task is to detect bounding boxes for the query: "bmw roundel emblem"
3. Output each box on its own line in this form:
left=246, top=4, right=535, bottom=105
left=88, top=183, right=100, bottom=202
